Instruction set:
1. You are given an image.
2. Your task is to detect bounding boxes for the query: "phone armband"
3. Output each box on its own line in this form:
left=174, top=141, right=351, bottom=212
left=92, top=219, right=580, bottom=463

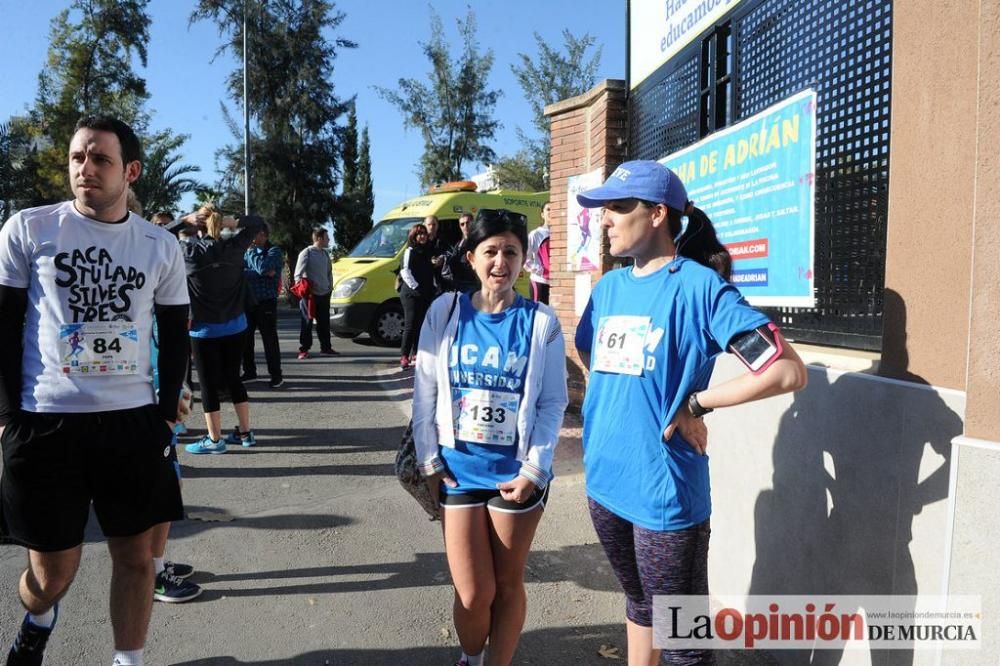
left=729, top=322, right=783, bottom=375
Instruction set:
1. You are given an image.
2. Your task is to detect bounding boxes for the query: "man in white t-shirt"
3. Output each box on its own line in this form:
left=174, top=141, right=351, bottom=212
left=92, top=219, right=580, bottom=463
left=0, top=116, right=191, bottom=666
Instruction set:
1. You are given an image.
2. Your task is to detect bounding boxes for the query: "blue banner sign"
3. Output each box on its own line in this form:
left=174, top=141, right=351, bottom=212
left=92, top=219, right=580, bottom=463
left=660, top=89, right=817, bottom=306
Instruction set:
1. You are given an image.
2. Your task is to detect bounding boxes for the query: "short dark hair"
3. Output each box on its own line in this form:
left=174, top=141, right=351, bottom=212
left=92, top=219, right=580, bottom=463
left=312, top=228, right=328, bottom=240
left=74, top=115, right=142, bottom=165
left=467, top=209, right=528, bottom=254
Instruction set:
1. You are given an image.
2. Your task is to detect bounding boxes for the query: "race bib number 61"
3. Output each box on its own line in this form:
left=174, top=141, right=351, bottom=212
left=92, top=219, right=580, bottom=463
left=592, top=315, right=651, bottom=376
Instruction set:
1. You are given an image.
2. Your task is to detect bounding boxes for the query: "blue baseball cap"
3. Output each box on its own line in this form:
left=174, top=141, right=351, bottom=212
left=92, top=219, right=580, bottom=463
left=576, top=160, right=688, bottom=211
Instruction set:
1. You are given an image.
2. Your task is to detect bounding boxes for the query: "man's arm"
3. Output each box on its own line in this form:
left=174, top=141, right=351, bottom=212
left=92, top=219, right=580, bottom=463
left=293, top=249, right=308, bottom=281
left=263, top=246, right=283, bottom=277
left=0, top=285, right=27, bottom=427
left=154, top=304, right=190, bottom=423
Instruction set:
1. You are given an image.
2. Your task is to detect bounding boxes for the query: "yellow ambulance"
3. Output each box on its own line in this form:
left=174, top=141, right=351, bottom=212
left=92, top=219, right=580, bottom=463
left=330, top=182, right=547, bottom=346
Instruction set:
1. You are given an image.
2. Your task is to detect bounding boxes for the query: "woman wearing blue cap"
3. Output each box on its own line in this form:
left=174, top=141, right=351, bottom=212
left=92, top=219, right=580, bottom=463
left=574, top=160, right=807, bottom=664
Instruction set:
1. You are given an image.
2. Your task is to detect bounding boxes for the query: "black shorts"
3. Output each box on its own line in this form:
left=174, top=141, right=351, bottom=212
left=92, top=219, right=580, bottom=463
left=440, top=484, right=550, bottom=514
left=0, top=404, right=183, bottom=552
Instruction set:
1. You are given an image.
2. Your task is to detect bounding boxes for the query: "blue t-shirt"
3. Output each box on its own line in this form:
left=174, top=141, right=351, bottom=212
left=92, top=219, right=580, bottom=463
left=441, top=293, right=537, bottom=493
left=189, top=313, right=247, bottom=339
left=575, top=258, right=769, bottom=530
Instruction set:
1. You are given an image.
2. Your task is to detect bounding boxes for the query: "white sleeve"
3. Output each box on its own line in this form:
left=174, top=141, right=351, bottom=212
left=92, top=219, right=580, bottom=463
left=413, top=294, right=453, bottom=474
left=524, top=229, right=541, bottom=276
left=523, top=310, right=569, bottom=484
left=399, top=248, right=418, bottom=290
left=154, top=239, right=191, bottom=306
left=0, top=214, right=30, bottom=289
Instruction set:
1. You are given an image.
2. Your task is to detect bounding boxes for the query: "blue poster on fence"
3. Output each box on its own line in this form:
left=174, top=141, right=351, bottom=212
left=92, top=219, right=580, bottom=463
left=660, top=89, right=816, bottom=307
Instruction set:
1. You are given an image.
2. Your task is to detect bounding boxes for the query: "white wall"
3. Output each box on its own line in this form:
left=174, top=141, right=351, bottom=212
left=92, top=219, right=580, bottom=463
left=705, top=358, right=965, bottom=665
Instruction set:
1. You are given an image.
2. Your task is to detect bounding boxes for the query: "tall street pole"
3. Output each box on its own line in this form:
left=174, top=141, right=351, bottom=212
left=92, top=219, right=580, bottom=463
left=243, top=1, right=251, bottom=215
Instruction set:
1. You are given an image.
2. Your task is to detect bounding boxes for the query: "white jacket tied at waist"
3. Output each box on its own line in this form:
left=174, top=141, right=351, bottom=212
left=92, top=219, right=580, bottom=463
left=412, top=292, right=569, bottom=488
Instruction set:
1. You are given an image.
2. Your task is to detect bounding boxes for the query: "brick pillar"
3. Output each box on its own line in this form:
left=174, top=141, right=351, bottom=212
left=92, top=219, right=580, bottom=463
left=544, top=79, right=627, bottom=407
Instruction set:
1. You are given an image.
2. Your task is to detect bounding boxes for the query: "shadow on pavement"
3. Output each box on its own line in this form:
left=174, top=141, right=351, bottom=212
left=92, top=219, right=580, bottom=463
left=168, top=622, right=777, bottom=665
left=175, top=540, right=620, bottom=601
left=169, top=623, right=628, bottom=665
left=182, top=463, right=394, bottom=479
left=176, top=426, right=407, bottom=452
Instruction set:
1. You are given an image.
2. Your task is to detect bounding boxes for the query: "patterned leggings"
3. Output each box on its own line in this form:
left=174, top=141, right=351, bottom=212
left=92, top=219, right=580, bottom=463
left=588, top=498, right=715, bottom=665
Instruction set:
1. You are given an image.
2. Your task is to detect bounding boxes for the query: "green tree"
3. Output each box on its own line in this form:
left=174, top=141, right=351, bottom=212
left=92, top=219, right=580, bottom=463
left=192, top=0, right=356, bottom=255
left=356, top=126, right=374, bottom=225
left=130, top=131, right=202, bottom=216
left=0, top=119, right=46, bottom=220
left=376, top=8, right=501, bottom=188
left=495, top=30, right=602, bottom=191
left=341, top=104, right=358, bottom=195
left=20, top=0, right=200, bottom=211
left=333, top=106, right=372, bottom=252
left=32, top=0, right=152, bottom=200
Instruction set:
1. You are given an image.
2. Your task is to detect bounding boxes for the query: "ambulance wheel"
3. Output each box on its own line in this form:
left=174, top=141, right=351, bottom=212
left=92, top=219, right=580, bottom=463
left=370, top=302, right=404, bottom=347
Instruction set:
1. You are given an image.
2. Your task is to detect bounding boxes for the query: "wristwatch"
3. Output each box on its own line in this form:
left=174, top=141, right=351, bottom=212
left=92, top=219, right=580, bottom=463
left=687, top=392, right=713, bottom=418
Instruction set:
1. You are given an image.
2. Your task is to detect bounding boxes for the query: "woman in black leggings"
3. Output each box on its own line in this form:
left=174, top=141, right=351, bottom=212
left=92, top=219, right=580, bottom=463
left=398, top=223, right=435, bottom=369
left=180, top=205, right=263, bottom=453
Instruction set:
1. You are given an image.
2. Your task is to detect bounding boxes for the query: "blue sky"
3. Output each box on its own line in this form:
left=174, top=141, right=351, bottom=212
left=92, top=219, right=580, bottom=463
left=1, top=0, right=625, bottom=223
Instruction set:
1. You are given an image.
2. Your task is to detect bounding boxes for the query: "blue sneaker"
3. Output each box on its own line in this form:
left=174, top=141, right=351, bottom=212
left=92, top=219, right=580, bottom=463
left=173, top=422, right=187, bottom=435
left=8, top=603, right=58, bottom=665
left=240, top=431, right=257, bottom=448
left=185, top=436, right=226, bottom=455
left=224, top=427, right=242, bottom=445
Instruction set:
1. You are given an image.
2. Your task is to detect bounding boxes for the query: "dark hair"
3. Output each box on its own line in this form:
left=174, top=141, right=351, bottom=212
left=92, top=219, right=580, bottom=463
left=312, top=228, right=328, bottom=240
left=407, top=223, right=429, bottom=247
left=74, top=115, right=142, bottom=165
left=663, top=204, right=732, bottom=281
left=467, top=209, right=528, bottom=254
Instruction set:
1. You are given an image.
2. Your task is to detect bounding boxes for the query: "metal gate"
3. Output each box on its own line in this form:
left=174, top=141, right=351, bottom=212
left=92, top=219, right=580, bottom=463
left=629, top=0, right=893, bottom=350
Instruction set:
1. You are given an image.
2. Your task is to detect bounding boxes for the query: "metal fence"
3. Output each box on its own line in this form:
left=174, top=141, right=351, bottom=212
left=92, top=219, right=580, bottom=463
left=628, top=0, right=893, bottom=350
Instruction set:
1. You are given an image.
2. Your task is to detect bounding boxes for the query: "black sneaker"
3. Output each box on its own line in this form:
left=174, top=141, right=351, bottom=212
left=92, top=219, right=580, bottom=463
left=7, top=605, right=57, bottom=666
left=153, top=570, right=203, bottom=603
left=268, top=378, right=285, bottom=389
left=164, top=560, right=194, bottom=580
left=240, top=373, right=261, bottom=383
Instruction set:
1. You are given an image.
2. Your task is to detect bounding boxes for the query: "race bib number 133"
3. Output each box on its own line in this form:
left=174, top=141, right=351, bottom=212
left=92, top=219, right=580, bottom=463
left=453, top=388, right=519, bottom=446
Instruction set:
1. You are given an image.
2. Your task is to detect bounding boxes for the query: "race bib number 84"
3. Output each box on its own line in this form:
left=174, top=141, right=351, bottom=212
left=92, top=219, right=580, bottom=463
left=592, top=315, right=651, bottom=376
left=59, top=322, right=139, bottom=375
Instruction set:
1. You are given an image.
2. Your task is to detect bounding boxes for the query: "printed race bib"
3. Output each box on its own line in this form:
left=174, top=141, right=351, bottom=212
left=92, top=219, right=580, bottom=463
left=59, top=322, right=139, bottom=376
left=453, top=388, right=519, bottom=446
left=592, top=315, right=651, bottom=376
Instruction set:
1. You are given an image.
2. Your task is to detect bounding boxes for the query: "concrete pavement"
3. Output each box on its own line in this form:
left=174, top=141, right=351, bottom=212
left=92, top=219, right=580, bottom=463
left=0, top=311, right=630, bottom=665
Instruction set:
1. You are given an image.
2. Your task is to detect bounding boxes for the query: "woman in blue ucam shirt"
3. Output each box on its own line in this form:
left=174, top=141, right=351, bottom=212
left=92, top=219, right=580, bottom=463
left=413, top=209, right=568, bottom=666
left=574, top=161, right=808, bottom=665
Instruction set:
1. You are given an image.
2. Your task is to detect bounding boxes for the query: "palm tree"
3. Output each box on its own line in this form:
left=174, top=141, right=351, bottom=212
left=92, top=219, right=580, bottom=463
left=131, top=130, right=202, bottom=216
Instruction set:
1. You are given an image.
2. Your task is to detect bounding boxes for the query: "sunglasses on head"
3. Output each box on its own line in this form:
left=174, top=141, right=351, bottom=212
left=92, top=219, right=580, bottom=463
left=475, top=208, right=528, bottom=227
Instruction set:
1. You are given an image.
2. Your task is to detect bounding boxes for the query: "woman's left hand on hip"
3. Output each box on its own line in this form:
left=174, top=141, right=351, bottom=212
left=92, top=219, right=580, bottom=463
left=497, top=476, right=537, bottom=504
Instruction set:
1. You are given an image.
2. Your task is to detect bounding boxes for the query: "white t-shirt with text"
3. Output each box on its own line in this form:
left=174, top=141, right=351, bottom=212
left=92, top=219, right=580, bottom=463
left=0, top=202, right=190, bottom=413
